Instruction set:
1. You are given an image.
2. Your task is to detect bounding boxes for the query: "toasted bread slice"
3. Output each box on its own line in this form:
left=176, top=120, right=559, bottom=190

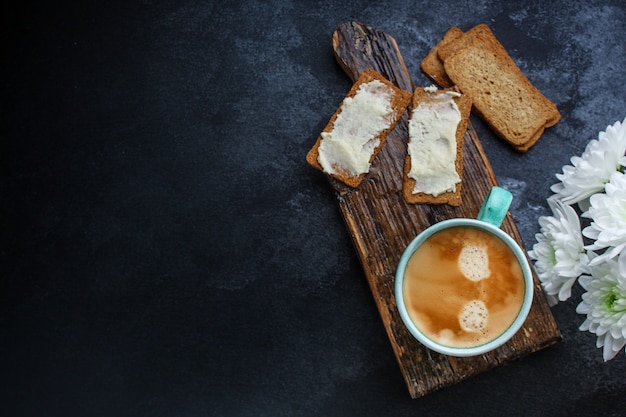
left=439, top=24, right=560, bottom=151
left=420, top=27, right=463, bottom=88
left=402, top=88, right=472, bottom=206
left=306, top=69, right=411, bottom=187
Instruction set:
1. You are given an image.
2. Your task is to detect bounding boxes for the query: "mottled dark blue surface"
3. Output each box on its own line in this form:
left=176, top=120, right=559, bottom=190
left=3, top=1, right=626, bottom=416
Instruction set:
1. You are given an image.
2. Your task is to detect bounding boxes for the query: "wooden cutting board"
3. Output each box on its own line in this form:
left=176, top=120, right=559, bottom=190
left=324, top=22, right=561, bottom=398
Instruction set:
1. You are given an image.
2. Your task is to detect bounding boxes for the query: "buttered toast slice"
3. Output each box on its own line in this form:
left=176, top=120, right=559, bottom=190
left=306, top=69, right=411, bottom=187
left=402, top=87, right=472, bottom=206
left=438, top=24, right=560, bottom=151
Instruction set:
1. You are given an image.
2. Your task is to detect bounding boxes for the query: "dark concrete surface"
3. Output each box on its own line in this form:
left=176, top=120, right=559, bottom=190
left=2, top=1, right=626, bottom=416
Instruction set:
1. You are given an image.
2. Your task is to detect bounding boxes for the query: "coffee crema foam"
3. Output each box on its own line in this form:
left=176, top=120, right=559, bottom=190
left=458, top=244, right=490, bottom=281
left=403, top=226, right=525, bottom=348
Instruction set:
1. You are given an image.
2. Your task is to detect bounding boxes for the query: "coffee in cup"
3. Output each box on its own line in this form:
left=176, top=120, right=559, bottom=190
left=395, top=187, right=533, bottom=356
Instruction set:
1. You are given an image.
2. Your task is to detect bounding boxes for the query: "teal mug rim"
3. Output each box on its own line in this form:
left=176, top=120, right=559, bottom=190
left=394, top=218, right=534, bottom=357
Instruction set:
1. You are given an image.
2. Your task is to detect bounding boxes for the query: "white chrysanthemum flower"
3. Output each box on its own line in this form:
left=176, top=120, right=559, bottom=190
left=529, top=197, right=589, bottom=303
left=550, top=117, right=626, bottom=209
left=582, top=171, right=626, bottom=266
left=576, top=252, right=626, bottom=361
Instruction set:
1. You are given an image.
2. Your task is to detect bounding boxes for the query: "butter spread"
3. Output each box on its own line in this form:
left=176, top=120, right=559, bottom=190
left=317, top=80, right=394, bottom=177
left=407, top=94, right=462, bottom=196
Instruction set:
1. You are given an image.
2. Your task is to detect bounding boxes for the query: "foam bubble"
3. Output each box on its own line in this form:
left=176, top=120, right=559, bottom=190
left=458, top=244, right=490, bottom=281
left=459, top=300, right=488, bottom=332
left=438, top=329, right=455, bottom=345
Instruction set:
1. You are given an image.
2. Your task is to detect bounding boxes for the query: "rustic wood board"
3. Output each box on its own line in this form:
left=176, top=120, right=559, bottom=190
left=326, top=21, right=561, bottom=398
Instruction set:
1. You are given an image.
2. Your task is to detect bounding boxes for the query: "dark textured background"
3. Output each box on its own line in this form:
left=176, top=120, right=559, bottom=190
left=3, top=1, right=626, bottom=416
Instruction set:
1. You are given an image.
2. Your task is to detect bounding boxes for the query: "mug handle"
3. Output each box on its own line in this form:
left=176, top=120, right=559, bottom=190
left=477, top=186, right=513, bottom=227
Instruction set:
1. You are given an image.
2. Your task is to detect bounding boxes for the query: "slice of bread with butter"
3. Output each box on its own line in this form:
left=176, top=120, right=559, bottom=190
left=402, top=86, right=472, bottom=206
left=306, top=69, right=411, bottom=187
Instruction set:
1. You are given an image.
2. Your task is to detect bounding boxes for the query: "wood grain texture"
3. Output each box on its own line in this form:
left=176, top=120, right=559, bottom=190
left=327, top=21, right=561, bottom=398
